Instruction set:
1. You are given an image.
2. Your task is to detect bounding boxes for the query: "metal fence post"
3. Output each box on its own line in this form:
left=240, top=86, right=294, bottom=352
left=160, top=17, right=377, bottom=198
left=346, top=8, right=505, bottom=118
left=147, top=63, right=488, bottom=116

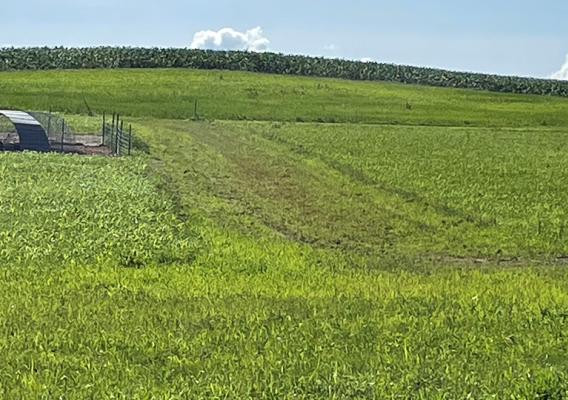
left=128, top=124, right=132, bottom=155
left=102, top=112, right=106, bottom=145
left=61, top=119, right=65, bottom=152
left=119, top=120, right=124, bottom=156
left=111, top=113, right=116, bottom=152
left=115, top=115, right=120, bottom=155
left=47, top=109, right=52, bottom=139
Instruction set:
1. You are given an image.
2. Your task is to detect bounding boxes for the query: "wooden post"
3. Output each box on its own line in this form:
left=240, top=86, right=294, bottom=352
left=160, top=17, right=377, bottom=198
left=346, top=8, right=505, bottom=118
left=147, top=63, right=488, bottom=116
left=193, top=99, right=198, bottom=120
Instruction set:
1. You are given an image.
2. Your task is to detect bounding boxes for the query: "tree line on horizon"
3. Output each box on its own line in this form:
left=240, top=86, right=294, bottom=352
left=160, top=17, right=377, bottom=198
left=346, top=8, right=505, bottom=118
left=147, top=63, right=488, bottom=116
left=1, top=47, right=568, bottom=97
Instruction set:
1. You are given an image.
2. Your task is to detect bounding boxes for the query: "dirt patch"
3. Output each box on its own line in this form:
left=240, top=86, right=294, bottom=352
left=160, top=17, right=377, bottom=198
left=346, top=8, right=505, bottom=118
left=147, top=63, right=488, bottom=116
left=57, top=135, right=113, bottom=155
left=56, top=143, right=113, bottom=156
left=1, top=132, right=114, bottom=156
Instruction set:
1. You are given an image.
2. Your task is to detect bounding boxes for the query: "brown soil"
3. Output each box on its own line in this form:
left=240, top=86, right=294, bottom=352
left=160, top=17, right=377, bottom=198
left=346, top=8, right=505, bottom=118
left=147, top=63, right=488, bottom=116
left=55, top=143, right=113, bottom=156
left=1, top=133, right=116, bottom=156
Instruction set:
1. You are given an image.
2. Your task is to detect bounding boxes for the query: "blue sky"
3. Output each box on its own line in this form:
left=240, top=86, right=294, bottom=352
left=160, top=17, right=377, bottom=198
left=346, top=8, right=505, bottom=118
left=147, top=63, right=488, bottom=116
left=1, top=0, right=567, bottom=79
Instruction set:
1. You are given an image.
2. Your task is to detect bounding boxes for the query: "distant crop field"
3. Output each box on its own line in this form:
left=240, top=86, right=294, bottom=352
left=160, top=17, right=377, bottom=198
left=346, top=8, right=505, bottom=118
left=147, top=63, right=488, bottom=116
left=2, top=47, right=568, bottom=97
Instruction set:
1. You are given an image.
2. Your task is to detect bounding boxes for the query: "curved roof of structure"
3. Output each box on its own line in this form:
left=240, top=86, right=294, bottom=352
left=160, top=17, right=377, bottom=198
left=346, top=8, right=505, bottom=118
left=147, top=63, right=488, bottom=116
left=0, top=110, right=50, bottom=152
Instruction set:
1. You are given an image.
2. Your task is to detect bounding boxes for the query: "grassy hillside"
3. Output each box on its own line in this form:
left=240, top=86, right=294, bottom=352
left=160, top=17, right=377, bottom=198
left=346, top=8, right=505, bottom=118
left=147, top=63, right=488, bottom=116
left=0, top=68, right=568, bottom=398
left=2, top=69, right=568, bottom=127
left=1, top=125, right=567, bottom=399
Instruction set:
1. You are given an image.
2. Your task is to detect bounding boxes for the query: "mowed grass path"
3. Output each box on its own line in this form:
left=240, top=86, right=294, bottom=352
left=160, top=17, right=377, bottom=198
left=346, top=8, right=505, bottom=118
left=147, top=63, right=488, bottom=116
left=2, top=68, right=568, bottom=127
left=137, top=119, right=568, bottom=259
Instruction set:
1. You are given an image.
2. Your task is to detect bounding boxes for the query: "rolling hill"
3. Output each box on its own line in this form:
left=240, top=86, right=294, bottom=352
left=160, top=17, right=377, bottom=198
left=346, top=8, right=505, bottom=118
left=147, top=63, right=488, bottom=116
left=0, top=65, right=567, bottom=398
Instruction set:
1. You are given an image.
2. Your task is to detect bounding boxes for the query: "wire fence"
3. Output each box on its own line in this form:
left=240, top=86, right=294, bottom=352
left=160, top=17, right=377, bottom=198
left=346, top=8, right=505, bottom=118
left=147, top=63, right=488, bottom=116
left=1, top=110, right=134, bottom=156
left=30, top=112, right=77, bottom=151
left=102, top=113, right=133, bottom=156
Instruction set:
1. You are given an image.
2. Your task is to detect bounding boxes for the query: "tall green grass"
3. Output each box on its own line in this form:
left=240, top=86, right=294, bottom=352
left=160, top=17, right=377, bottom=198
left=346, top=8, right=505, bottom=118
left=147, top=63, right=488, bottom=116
left=1, top=66, right=568, bottom=397
left=1, top=69, right=568, bottom=127
left=1, top=261, right=567, bottom=398
left=0, top=152, right=194, bottom=267
left=0, top=118, right=566, bottom=398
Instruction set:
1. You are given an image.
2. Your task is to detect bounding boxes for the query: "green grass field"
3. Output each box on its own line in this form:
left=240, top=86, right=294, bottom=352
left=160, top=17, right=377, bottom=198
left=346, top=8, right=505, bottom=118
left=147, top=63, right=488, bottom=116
left=2, top=68, right=568, bottom=127
left=0, top=69, right=568, bottom=398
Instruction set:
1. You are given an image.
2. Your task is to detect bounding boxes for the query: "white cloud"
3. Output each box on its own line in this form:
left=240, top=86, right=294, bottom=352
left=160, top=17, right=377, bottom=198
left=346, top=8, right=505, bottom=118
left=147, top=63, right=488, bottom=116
left=361, top=57, right=375, bottom=63
left=552, top=55, right=568, bottom=80
left=190, top=27, right=269, bottom=52
left=324, top=44, right=337, bottom=51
